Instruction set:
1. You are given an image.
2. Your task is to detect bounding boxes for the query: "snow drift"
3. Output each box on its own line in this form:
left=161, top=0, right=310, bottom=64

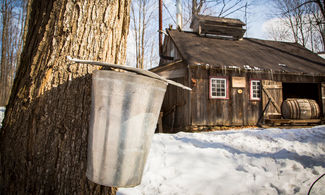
left=118, top=126, right=325, bottom=195
left=1, top=107, right=324, bottom=194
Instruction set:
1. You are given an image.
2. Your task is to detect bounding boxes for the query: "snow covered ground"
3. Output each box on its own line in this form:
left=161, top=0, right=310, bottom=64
left=1, top=108, right=324, bottom=194
left=118, top=126, right=325, bottom=195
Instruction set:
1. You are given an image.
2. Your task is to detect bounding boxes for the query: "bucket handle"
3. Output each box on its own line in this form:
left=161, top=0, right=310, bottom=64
left=67, top=56, right=191, bottom=91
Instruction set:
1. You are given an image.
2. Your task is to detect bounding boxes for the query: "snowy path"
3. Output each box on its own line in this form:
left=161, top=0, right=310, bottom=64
left=118, top=126, right=325, bottom=195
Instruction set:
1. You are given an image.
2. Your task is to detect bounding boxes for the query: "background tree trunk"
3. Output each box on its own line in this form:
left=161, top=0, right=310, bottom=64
left=0, top=0, right=12, bottom=106
left=269, top=0, right=325, bottom=52
left=0, top=0, right=27, bottom=106
left=0, top=0, right=130, bottom=194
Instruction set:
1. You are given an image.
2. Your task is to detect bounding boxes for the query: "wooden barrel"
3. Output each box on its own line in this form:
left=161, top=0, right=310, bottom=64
left=281, top=98, right=320, bottom=119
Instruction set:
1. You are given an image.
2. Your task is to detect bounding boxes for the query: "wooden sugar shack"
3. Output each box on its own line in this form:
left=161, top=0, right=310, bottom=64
left=151, top=15, right=325, bottom=133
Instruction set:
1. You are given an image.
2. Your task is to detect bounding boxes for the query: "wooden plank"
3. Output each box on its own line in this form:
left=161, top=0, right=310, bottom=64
left=257, top=98, right=271, bottom=125
left=201, top=23, right=246, bottom=37
left=191, top=68, right=202, bottom=125
left=321, top=83, right=325, bottom=117
left=265, top=119, right=321, bottom=127
left=242, top=80, right=248, bottom=125
left=150, top=60, right=183, bottom=72
left=263, top=85, right=283, bottom=89
left=262, top=80, right=283, bottom=119
left=193, top=15, right=245, bottom=26
left=187, top=67, right=192, bottom=126
left=203, top=71, right=209, bottom=125
left=246, top=73, right=262, bottom=125
left=247, top=99, right=261, bottom=125
left=262, top=87, right=281, bottom=113
left=232, top=77, right=246, bottom=88
left=266, top=119, right=321, bottom=123
left=231, top=86, right=244, bottom=125
left=176, top=77, right=187, bottom=128
left=203, top=19, right=244, bottom=27
left=158, top=112, right=163, bottom=133
left=157, top=68, right=186, bottom=79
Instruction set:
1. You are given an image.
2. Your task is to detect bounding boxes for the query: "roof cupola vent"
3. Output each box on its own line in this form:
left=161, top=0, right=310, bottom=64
left=190, top=15, right=246, bottom=40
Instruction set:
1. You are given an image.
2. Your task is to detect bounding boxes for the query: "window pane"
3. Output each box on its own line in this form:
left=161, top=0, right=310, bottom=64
left=251, top=80, right=260, bottom=100
left=210, top=78, right=227, bottom=98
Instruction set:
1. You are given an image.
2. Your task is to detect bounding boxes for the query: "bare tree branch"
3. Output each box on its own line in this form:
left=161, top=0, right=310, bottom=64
left=269, top=0, right=325, bottom=51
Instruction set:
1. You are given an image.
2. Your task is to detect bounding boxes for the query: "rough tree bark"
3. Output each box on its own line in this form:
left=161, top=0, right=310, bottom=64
left=0, top=0, right=130, bottom=194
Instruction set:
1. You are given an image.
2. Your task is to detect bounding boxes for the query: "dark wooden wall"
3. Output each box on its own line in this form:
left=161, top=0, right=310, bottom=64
left=152, top=63, right=325, bottom=132
left=159, top=35, right=182, bottom=65
left=161, top=77, right=189, bottom=133
left=320, top=83, right=325, bottom=118
left=261, top=80, right=282, bottom=119
left=189, top=66, right=262, bottom=127
left=188, top=66, right=325, bottom=129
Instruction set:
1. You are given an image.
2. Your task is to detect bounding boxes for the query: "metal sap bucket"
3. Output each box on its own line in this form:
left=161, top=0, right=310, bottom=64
left=86, top=70, right=167, bottom=187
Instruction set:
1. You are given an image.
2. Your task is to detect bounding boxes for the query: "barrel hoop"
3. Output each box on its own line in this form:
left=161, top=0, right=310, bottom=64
left=292, top=99, right=300, bottom=119
left=291, top=100, right=296, bottom=119
left=287, top=100, right=293, bottom=119
left=296, top=100, right=301, bottom=119
left=309, top=100, right=320, bottom=119
left=310, top=100, right=315, bottom=119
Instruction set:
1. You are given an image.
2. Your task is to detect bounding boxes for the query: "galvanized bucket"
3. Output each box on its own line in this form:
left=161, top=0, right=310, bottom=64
left=86, top=70, right=167, bottom=187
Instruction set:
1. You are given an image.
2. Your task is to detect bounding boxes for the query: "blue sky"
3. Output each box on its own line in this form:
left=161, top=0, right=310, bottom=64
left=126, top=0, right=278, bottom=67
left=161, top=0, right=276, bottom=39
left=244, top=1, right=275, bottom=39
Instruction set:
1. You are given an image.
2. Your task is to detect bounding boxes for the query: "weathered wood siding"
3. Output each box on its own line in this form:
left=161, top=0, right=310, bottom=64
left=161, top=77, right=189, bottom=132
left=151, top=62, right=189, bottom=132
left=320, top=83, right=325, bottom=117
left=152, top=62, right=325, bottom=132
left=261, top=80, right=283, bottom=118
left=189, top=66, right=325, bottom=128
left=190, top=66, right=262, bottom=126
left=159, top=36, right=182, bottom=65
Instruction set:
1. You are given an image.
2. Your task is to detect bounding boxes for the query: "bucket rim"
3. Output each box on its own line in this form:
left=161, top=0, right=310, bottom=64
left=67, top=56, right=191, bottom=91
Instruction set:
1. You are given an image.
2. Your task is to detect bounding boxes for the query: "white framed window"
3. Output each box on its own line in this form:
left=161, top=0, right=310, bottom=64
left=250, top=80, right=261, bottom=100
left=210, top=77, right=228, bottom=99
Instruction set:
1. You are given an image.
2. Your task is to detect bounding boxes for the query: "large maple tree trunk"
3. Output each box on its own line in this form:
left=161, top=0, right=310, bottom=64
left=0, top=0, right=130, bottom=194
